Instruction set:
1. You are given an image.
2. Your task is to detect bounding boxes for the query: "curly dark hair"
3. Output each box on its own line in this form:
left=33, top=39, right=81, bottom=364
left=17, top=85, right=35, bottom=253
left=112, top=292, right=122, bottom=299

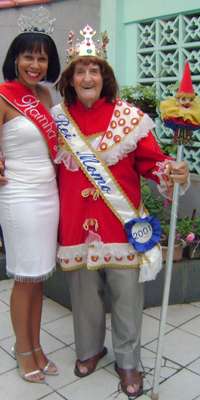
left=58, top=56, right=119, bottom=105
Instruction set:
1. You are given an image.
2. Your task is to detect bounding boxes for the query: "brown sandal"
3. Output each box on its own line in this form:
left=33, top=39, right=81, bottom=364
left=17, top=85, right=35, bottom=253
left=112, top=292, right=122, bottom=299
left=74, top=347, right=107, bottom=378
left=115, top=363, right=143, bottom=398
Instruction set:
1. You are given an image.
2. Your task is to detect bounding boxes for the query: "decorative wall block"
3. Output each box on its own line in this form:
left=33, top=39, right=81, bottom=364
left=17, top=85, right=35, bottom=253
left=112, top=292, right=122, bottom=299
left=137, top=12, right=200, bottom=174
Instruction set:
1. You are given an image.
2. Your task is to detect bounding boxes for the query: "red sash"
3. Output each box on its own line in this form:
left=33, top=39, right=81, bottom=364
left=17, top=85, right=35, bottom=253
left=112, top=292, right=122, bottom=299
left=0, top=81, right=58, bottom=160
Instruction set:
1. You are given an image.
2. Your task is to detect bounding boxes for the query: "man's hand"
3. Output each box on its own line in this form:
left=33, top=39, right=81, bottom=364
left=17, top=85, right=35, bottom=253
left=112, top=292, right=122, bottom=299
left=164, top=160, right=189, bottom=186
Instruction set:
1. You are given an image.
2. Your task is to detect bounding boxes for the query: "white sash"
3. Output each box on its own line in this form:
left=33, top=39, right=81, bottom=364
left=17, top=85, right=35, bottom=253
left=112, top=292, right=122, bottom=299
left=53, top=103, right=162, bottom=282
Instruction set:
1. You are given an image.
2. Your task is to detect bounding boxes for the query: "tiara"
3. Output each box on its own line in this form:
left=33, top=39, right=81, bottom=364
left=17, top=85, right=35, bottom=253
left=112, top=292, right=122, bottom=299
left=17, top=6, right=55, bottom=35
left=66, top=24, right=109, bottom=65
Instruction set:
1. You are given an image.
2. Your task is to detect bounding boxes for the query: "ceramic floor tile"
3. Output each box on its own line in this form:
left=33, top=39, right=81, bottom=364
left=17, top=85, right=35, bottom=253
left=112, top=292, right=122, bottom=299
left=180, top=315, right=200, bottom=337
left=191, top=302, right=200, bottom=308
left=146, top=328, right=200, bottom=366
left=0, top=346, right=16, bottom=373
left=0, top=311, right=14, bottom=340
left=107, top=395, right=149, bottom=400
left=0, top=329, right=65, bottom=357
left=155, top=369, right=200, bottom=400
left=187, top=358, right=200, bottom=375
left=140, top=348, right=181, bottom=380
left=42, top=314, right=74, bottom=345
left=107, top=392, right=129, bottom=400
left=41, top=393, right=67, bottom=400
left=44, top=346, right=78, bottom=390
left=0, top=369, right=52, bottom=400
left=58, top=369, right=119, bottom=400
left=0, top=288, right=11, bottom=305
left=144, top=304, right=200, bottom=327
left=141, top=314, right=172, bottom=346
left=0, top=279, right=13, bottom=292
left=105, top=348, right=180, bottom=395
left=0, top=299, right=9, bottom=312
left=41, top=297, right=71, bottom=325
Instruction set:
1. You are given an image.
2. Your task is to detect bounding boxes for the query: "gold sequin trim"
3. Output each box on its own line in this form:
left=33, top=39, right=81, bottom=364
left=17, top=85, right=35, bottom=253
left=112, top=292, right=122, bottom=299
left=111, top=120, right=117, bottom=129
left=113, top=135, right=121, bottom=143
left=106, top=130, right=113, bottom=139
left=131, top=117, right=139, bottom=126
left=91, top=255, right=99, bottom=262
left=118, top=118, right=126, bottom=126
left=124, top=107, right=131, bottom=115
left=104, top=254, right=112, bottom=262
left=114, top=109, right=121, bottom=117
left=123, top=126, right=131, bottom=134
left=100, top=142, right=108, bottom=151
left=81, top=188, right=100, bottom=200
left=83, top=218, right=99, bottom=232
left=75, top=256, right=83, bottom=263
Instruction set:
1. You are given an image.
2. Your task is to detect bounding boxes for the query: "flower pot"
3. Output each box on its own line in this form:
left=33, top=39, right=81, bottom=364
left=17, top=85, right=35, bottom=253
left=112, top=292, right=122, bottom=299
left=185, top=242, right=200, bottom=259
left=162, top=243, right=184, bottom=262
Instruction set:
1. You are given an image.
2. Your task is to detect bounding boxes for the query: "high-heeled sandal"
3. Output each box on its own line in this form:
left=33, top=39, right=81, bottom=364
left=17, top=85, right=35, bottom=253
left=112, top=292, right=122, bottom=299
left=11, top=345, right=46, bottom=384
left=33, top=346, right=59, bottom=376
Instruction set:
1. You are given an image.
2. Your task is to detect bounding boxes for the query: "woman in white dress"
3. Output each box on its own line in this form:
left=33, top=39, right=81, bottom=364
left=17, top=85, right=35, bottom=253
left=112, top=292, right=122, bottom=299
left=0, top=26, right=60, bottom=383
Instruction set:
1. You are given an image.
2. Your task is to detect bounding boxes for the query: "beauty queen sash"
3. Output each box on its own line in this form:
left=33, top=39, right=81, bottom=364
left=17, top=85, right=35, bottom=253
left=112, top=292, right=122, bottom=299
left=53, top=103, right=162, bottom=282
left=0, top=81, right=57, bottom=160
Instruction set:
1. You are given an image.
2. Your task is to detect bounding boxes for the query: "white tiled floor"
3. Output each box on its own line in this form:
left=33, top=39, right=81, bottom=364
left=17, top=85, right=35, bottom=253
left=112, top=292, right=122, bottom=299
left=0, top=278, right=200, bottom=400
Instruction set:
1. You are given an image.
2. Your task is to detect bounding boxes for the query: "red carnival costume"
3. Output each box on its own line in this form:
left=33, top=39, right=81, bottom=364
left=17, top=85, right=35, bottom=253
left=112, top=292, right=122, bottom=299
left=52, top=97, right=170, bottom=281
left=51, top=25, right=189, bottom=395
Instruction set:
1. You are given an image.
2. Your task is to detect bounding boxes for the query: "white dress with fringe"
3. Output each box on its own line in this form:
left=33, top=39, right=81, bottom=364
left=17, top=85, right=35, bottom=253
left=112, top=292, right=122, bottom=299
left=0, top=116, right=59, bottom=281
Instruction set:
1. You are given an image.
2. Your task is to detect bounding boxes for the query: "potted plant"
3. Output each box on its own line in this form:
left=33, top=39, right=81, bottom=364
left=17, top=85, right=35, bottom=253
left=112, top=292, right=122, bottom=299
left=160, top=217, right=195, bottom=262
left=183, top=216, right=200, bottom=259
left=141, top=182, right=200, bottom=262
left=120, top=84, right=158, bottom=118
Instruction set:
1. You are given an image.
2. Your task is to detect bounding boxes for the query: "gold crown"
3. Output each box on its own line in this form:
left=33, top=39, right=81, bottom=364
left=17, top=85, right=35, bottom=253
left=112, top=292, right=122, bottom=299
left=66, top=24, right=109, bottom=64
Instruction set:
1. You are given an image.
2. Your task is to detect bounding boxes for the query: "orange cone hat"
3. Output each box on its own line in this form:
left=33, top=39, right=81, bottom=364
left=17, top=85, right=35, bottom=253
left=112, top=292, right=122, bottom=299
left=176, top=61, right=195, bottom=98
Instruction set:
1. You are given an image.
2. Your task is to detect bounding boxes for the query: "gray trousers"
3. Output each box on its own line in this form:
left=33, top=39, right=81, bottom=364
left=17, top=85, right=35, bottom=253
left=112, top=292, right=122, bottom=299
left=67, top=268, right=144, bottom=369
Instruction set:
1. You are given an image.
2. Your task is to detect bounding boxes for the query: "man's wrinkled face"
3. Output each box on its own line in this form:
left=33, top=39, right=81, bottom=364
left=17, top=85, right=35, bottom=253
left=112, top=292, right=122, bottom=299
left=71, top=61, right=103, bottom=108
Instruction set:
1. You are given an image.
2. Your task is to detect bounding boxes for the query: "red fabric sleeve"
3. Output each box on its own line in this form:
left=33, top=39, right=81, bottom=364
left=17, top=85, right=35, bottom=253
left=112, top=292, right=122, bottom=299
left=134, top=131, right=172, bottom=182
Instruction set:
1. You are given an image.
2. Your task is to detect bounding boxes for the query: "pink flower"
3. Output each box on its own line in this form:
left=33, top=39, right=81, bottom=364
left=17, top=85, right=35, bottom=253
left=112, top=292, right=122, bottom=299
left=186, top=232, right=195, bottom=242
left=163, top=198, right=170, bottom=208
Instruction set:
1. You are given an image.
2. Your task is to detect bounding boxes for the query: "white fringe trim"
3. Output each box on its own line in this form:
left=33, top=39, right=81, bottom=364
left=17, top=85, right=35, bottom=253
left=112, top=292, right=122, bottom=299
left=57, top=242, right=163, bottom=281
left=7, top=266, right=56, bottom=282
left=54, top=149, right=79, bottom=171
left=138, top=245, right=162, bottom=282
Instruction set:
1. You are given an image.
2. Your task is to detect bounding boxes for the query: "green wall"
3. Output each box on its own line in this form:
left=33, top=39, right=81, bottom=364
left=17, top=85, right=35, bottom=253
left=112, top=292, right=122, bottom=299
left=100, top=0, right=200, bottom=85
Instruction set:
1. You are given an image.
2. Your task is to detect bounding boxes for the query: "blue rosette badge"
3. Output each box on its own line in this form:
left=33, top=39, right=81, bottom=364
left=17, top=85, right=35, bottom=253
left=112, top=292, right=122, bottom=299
left=124, top=216, right=161, bottom=253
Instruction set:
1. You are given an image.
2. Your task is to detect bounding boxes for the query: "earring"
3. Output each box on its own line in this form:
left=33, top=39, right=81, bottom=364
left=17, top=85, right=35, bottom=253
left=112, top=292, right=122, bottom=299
left=15, top=61, right=18, bottom=78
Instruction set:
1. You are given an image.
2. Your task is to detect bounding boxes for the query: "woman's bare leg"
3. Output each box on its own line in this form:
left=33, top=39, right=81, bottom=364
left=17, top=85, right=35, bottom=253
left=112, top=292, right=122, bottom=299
left=10, top=281, right=44, bottom=380
left=30, top=282, right=48, bottom=368
left=30, top=282, right=58, bottom=374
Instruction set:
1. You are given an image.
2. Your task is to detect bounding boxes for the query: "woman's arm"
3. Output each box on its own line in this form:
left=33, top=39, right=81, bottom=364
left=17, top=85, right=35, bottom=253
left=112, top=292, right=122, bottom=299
left=0, top=97, right=8, bottom=185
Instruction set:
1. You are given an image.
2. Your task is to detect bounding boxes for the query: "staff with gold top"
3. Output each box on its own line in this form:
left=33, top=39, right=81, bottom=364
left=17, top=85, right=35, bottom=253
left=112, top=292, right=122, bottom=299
left=152, top=62, right=200, bottom=400
left=53, top=25, right=189, bottom=397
